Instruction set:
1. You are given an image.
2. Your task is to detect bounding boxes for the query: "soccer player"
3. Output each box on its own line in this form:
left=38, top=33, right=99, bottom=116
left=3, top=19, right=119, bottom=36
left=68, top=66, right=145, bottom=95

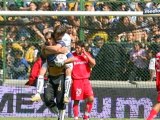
left=71, top=41, right=96, bottom=120
left=147, top=52, right=160, bottom=120
left=31, top=25, right=74, bottom=120
left=31, top=24, right=73, bottom=104
left=25, top=52, right=47, bottom=86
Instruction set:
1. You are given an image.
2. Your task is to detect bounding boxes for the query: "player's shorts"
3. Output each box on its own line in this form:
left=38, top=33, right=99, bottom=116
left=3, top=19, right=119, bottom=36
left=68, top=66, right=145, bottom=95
left=44, top=74, right=66, bottom=110
left=71, top=79, right=94, bottom=100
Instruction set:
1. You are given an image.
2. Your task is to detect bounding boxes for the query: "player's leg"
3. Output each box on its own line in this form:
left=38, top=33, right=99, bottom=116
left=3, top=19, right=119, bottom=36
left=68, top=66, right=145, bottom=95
left=83, top=96, right=94, bottom=120
left=83, top=79, right=94, bottom=120
left=31, top=62, right=47, bottom=102
left=147, top=68, right=160, bottom=120
left=64, top=63, right=73, bottom=103
left=43, top=79, right=59, bottom=115
left=147, top=103, right=160, bottom=120
left=71, top=80, right=84, bottom=120
left=73, top=100, right=80, bottom=120
left=147, top=91, right=160, bottom=120
left=56, top=74, right=66, bottom=120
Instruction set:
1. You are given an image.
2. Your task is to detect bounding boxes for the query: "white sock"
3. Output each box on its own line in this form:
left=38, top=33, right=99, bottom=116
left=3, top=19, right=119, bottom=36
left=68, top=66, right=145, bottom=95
left=85, top=111, right=89, bottom=116
left=74, top=117, right=78, bottom=120
left=59, top=110, right=65, bottom=120
left=64, top=76, right=72, bottom=97
left=36, top=75, right=44, bottom=94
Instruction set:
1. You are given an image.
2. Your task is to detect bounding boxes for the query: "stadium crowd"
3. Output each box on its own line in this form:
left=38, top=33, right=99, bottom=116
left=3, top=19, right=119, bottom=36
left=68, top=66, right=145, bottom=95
left=0, top=0, right=160, bottom=81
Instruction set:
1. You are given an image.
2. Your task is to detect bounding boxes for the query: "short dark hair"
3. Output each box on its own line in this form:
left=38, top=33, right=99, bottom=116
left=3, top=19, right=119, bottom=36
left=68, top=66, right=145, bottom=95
left=52, top=25, right=66, bottom=39
left=75, top=41, right=85, bottom=47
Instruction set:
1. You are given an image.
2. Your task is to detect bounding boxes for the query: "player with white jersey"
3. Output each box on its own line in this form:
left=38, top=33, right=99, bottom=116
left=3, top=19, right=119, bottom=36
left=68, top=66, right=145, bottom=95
left=31, top=24, right=73, bottom=103
left=31, top=25, right=74, bottom=120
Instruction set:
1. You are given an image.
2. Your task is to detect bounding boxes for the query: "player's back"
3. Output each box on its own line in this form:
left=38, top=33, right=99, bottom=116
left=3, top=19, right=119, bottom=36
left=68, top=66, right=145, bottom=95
left=62, top=33, right=71, bottom=51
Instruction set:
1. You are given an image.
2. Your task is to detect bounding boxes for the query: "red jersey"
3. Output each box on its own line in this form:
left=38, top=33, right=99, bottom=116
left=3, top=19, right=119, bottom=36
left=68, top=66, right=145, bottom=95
left=25, top=57, right=47, bottom=86
left=156, top=52, right=160, bottom=91
left=72, top=52, right=91, bottom=80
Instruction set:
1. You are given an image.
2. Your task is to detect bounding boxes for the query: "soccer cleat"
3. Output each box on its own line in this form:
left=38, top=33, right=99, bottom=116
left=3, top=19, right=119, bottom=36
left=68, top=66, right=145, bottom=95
left=63, top=96, right=69, bottom=104
left=83, top=115, right=89, bottom=120
left=30, top=93, right=41, bottom=102
left=74, top=117, right=79, bottom=120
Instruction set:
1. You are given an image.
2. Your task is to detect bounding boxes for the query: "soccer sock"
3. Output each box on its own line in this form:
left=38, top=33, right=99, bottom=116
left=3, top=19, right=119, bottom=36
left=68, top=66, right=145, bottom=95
left=64, top=76, right=72, bottom=97
left=59, top=110, right=65, bottom=120
left=84, top=102, right=93, bottom=116
left=147, top=109, right=158, bottom=120
left=36, top=75, right=44, bottom=94
left=73, top=104, right=79, bottom=118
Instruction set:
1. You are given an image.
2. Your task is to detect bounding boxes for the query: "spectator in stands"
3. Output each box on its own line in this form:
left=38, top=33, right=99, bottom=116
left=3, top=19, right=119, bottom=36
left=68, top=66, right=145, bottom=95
left=149, top=25, right=160, bottom=42
left=90, top=36, right=104, bottom=58
left=91, top=38, right=126, bottom=80
left=25, top=45, right=36, bottom=66
left=39, top=0, right=51, bottom=11
left=128, top=42, right=149, bottom=84
left=116, top=16, right=136, bottom=34
left=11, top=50, right=29, bottom=80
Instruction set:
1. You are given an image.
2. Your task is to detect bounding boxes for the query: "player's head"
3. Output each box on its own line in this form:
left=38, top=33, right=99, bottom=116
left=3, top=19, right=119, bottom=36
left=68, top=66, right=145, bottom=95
left=75, top=41, right=85, bottom=54
left=52, top=25, right=66, bottom=41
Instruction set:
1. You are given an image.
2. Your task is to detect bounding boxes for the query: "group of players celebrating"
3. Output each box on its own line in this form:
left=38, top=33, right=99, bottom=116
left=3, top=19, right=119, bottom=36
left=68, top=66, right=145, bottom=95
left=26, top=23, right=160, bottom=120
left=26, top=24, right=96, bottom=120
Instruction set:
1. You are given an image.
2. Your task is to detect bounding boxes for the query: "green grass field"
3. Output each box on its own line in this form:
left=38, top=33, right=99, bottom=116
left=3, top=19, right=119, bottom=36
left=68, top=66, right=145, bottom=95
left=0, top=118, right=145, bottom=120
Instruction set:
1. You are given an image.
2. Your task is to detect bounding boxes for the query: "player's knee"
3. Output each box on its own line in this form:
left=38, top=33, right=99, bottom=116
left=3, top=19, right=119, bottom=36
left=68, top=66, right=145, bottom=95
left=43, top=95, right=54, bottom=107
left=73, top=100, right=79, bottom=105
left=87, top=96, right=94, bottom=103
left=44, top=99, right=56, bottom=108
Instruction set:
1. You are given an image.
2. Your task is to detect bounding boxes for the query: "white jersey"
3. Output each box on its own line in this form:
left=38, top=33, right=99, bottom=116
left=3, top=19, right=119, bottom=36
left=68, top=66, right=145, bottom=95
left=62, top=33, right=71, bottom=51
left=149, top=58, right=156, bottom=70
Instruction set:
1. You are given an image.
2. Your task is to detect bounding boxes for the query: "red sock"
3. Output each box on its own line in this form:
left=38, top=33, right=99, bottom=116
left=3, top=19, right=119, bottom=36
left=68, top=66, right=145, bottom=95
left=147, top=109, right=158, bottom=120
left=73, top=104, right=79, bottom=118
left=85, top=102, right=93, bottom=113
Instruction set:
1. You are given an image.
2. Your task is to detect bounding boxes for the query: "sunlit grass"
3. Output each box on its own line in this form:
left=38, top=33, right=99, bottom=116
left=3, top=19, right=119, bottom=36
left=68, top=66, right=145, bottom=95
left=1, top=118, right=146, bottom=120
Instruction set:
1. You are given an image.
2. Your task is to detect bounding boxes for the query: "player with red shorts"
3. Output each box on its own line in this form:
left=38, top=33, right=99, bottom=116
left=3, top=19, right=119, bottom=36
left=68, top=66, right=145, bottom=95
left=147, top=52, right=160, bottom=120
left=71, top=41, right=96, bottom=120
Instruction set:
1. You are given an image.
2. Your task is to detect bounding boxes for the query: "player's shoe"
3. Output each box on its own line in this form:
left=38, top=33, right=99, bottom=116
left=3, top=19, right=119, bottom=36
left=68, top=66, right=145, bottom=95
left=83, top=115, right=89, bottom=120
left=63, top=96, right=69, bottom=104
left=74, top=117, right=79, bottom=120
left=30, top=93, right=41, bottom=102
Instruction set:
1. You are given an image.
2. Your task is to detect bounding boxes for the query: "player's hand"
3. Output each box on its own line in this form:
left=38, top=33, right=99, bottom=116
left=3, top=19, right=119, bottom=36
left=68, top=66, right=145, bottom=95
left=60, top=47, right=68, bottom=54
left=82, top=47, right=89, bottom=59
left=82, top=47, right=87, bottom=55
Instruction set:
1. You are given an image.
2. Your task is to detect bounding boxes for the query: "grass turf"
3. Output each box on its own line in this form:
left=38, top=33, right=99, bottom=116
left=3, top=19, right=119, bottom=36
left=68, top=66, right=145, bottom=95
left=1, top=118, right=145, bottom=120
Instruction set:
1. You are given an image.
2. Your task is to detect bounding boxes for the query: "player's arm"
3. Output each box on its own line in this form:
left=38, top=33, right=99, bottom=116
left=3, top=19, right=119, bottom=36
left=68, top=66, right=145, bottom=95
left=44, top=44, right=67, bottom=55
left=64, top=57, right=75, bottom=64
left=82, top=47, right=96, bottom=68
